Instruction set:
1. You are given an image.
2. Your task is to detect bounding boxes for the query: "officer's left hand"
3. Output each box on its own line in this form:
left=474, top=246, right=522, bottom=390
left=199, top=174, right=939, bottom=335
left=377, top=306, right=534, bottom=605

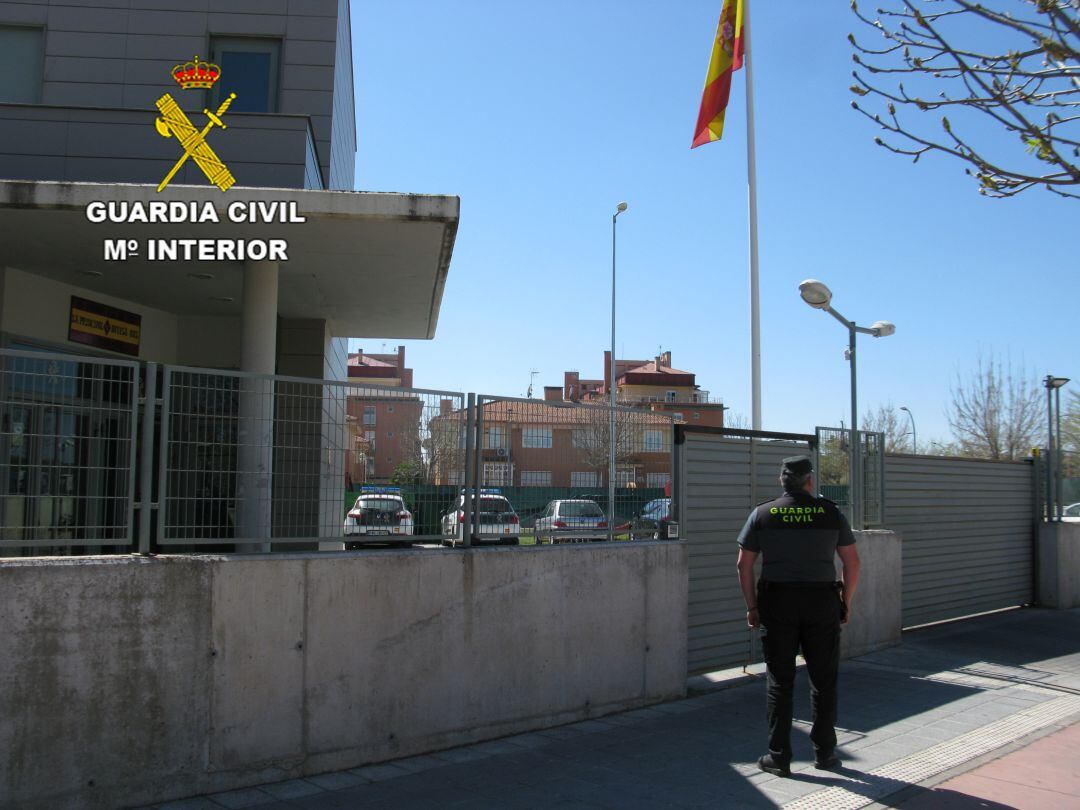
left=746, top=608, right=759, bottom=629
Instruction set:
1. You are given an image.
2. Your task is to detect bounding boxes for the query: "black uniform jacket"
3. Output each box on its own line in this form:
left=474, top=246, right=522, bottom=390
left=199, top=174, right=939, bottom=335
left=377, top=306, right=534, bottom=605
left=736, top=489, right=856, bottom=583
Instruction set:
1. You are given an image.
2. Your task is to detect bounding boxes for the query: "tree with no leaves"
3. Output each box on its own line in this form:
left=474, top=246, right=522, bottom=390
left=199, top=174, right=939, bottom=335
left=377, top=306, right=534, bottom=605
left=1062, top=389, right=1080, bottom=451
left=862, top=402, right=916, bottom=452
left=947, top=354, right=1042, bottom=459
left=849, top=0, right=1080, bottom=199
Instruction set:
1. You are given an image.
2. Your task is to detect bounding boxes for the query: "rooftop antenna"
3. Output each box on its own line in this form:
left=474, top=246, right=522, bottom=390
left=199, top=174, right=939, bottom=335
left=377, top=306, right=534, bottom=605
left=527, top=370, right=539, bottom=398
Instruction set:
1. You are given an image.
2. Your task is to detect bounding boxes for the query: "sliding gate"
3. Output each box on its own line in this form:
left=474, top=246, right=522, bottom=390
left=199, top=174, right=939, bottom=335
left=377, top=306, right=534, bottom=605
left=676, top=426, right=814, bottom=675
left=885, top=454, right=1037, bottom=628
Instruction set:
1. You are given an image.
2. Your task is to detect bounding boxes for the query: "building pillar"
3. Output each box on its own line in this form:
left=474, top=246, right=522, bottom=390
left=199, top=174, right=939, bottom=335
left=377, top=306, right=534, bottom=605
left=236, top=260, right=278, bottom=551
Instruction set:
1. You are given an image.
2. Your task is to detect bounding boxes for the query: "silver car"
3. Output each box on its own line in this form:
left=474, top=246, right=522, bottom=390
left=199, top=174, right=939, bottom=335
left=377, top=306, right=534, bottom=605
left=533, top=499, right=608, bottom=544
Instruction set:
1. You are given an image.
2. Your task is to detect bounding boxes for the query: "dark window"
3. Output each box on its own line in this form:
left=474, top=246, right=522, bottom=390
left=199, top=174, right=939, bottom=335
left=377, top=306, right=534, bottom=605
left=210, top=37, right=280, bottom=113
left=0, top=27, right=43, bottom=103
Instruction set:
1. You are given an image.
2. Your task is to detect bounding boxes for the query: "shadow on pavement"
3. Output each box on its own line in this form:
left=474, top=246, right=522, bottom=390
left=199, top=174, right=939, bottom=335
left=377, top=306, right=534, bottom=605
left=885, top=786, right=1020, bottom=809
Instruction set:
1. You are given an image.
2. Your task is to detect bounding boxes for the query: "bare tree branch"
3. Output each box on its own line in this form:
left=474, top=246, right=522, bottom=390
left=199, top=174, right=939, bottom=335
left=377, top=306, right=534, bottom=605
left=850, top=0, right=1080, bottom=199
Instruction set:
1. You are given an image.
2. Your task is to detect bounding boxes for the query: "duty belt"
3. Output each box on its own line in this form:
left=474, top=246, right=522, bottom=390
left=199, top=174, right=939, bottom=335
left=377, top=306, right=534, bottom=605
left=758, top=579, right=841, bottom=591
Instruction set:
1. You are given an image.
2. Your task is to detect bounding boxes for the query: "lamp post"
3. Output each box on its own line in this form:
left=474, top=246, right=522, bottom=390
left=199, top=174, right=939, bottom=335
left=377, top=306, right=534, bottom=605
left=798, top=279, right=895, bottom=528
left=610, top=202, right=627, bottom=540
left=1044, top=375, right=1070, bottom=521
left=900, top=406, right=916, bottom=453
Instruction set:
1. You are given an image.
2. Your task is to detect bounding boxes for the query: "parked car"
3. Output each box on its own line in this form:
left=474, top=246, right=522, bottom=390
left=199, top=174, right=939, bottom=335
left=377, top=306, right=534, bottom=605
left=534, top=499, right=608, bottom=543
left=343, top=486, right=413, bottom=547
left=1063, top=502, right=1080, bottom=522
left=441, top=489, right=520, bottom=545
left=627, top=497, right=677, bottom=539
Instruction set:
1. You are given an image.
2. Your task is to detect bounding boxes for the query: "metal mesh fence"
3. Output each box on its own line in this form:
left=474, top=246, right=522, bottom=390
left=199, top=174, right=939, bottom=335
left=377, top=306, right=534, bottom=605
left=814, top=425, right=885, bottom=527
left=1064, top=451, right=1080, bottom=514
left=471, top=395, right=675, bottom=544
left=158, top=366, right=465, bottom=547
left=815, top=426, right=851, bottom=509
left=0, top=348, right=138, bottom=549
left=861, top=430, right=885, bottom=527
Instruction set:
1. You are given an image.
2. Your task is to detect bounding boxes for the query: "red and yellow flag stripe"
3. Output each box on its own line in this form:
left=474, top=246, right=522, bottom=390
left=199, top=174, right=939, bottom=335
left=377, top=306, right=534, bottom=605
left=691, top=0, right=745, bottom=149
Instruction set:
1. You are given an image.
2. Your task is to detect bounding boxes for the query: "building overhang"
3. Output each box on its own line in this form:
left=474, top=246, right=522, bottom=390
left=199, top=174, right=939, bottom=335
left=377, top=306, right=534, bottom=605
left=0, top=180, right=459, bottom=339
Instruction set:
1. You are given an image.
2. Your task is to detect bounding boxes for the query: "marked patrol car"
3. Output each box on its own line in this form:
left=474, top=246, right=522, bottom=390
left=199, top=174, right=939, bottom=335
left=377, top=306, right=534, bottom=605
left=440, top=489, right=521, bottom=546
left=344, top=486, right=414, bottom=546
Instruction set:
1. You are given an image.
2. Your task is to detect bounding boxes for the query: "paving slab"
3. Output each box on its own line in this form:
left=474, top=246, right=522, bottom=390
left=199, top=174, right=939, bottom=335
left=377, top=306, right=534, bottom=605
left=892, top=720, right=1080, bottom=810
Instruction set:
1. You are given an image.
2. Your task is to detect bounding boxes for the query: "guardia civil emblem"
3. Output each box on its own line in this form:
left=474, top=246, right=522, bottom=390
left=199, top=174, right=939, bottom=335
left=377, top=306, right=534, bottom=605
left=155, top=56, right=236, bottom=193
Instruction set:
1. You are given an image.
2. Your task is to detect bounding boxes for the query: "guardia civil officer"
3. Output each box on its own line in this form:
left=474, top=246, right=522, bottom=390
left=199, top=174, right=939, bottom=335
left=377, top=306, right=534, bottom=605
left=735, top=455, right=860, bottom=777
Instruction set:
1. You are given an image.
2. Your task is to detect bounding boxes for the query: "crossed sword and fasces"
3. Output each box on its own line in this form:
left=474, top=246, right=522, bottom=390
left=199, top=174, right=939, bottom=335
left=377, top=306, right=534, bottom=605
left=154, top=92, right=237, bottom=192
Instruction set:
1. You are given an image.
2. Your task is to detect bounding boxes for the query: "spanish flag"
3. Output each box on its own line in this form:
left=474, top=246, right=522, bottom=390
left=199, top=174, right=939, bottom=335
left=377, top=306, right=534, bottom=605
left=691, top=0, right=745, bottom=148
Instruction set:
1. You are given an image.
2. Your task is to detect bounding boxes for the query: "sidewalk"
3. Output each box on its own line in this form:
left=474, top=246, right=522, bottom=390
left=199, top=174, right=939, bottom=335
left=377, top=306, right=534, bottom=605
left=147, top=607, right=1080, bottom=810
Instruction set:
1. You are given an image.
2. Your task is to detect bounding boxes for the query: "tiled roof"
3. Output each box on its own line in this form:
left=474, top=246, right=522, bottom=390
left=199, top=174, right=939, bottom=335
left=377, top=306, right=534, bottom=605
left=348, top=353, right=395, bottom=368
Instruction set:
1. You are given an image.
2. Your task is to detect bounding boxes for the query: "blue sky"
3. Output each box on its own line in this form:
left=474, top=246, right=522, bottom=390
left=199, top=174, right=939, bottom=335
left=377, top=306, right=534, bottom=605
left=349, top=0, right=1076, bottom=445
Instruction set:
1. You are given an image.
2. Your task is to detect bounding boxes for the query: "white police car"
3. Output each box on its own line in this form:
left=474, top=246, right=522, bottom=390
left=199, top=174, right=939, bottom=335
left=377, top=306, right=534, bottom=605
left=344, top=486, right=414, bottom=545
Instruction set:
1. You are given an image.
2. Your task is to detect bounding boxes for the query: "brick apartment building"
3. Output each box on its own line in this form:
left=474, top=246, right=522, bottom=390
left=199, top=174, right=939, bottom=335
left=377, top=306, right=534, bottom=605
left=430, top=396, right=673, bottom=490
left=564, top=350, right=726, bottom=427
left=344, top=346, right=423, bottom=485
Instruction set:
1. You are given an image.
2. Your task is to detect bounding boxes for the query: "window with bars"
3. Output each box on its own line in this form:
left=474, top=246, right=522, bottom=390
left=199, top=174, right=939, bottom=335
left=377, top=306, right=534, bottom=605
left=520, top=471, right=552, bottom=487
left=482, top=462, right=509, bottom=486
left=571, top=471, right=598, bottom=487
left=647, top=473, right=670, bottom=489
left=643, top=429, right=665, bottom=452
left=522, top=427, right=552, bottom=448
left=362, top=406, right=376, bottom=426
left=484, top=425, right=506, bottom=449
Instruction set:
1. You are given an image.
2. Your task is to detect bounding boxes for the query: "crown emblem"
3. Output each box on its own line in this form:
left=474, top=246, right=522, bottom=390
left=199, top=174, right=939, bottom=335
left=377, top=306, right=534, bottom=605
left=171, top=55, right=221, bottom=90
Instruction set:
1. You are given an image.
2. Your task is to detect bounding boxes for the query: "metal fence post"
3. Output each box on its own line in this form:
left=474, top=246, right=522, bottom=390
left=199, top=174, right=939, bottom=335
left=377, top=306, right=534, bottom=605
left=463, top=393, right=476, bottom=548
left=138, top=362, right=157, bottom=555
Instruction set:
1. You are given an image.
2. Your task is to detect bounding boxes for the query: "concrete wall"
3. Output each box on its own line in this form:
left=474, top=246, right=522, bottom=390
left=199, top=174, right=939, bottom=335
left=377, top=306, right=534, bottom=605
left=839, top=530, right=902, bottom=659
left=0, top=542, right=688, bottom=809
left=1038, top=521, right=1080, bottom=609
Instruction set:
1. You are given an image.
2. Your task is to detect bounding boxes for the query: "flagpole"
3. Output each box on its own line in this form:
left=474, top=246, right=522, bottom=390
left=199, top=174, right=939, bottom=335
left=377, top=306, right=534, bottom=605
left=744, top=0, right=762, bottom=430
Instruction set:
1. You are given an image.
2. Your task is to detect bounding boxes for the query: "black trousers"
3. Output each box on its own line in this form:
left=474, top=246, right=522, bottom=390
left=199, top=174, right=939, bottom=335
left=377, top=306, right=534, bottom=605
left=758, top=583, right=842, bottom=761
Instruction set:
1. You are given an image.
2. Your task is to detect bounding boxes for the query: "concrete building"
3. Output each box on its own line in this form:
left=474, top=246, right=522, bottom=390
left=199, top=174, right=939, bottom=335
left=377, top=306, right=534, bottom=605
left=0, top=0, right=459, bottom=548
left=563, top=350, right=726, bottom=427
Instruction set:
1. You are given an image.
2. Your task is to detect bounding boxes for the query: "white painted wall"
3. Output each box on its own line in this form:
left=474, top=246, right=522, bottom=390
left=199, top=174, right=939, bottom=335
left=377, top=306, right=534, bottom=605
left=1, top=266, right=178, bottom=361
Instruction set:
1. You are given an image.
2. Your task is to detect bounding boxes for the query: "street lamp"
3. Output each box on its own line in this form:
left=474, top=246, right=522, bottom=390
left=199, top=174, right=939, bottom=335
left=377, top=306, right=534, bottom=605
left=610, top=202, right=627, bottom=540
left=899, top=406, right=916, bottom=453
left=1044, top=375, right=1070, bottom=521
left=798, top=279, right=895, bottom=528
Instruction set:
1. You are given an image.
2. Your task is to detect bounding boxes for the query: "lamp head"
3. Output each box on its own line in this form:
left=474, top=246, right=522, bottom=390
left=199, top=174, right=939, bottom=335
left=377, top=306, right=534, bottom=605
left=798, top=279, right=833, bottom=309
left=1044, top=375, right=1070, bottom=389
left=615, top=201, right=628, bottom=214
left=871, top=320, right=896, bottom=338
left=900, top=406, right=910, bottom=413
